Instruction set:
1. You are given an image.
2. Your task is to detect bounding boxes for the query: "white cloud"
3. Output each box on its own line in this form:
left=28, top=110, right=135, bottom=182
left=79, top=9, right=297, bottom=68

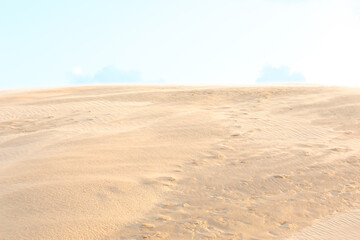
left=72, top=66, right=141, bottom=84
left=72, top=67, right=83, bottom=76
left=257, top=66, right=305, bottom=83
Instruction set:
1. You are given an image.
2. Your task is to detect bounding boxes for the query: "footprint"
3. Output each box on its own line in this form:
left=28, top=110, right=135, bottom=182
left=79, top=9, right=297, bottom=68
left=213, top=151, right=226, bottom=160
left=141, top=223, right=155, bottom=229
left=218, top=144, right=235, bottom=151
left=141, top=232, right=164, bottom=239
left=330, top=147, right=349, bottom=152
left=168, top=177, right=176, bottom=182
left=231, top=133, right=241, bottom=137
left=182, top=203, right=191, bottom=208
left=157, top=215, right=172, bottom=221
left=106, top=186, right=122, bottom=194
left=142, top=176, right=176, bottom=187
left=279, top=221, right=293, bottom=229
left=273, top=175, right=287, bottom=179
left=191, top=159, right=201, bottom=166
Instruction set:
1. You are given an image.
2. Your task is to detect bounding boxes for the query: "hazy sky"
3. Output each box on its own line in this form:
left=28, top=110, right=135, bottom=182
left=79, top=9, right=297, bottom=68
left=1, top=0, right=360, bottom=88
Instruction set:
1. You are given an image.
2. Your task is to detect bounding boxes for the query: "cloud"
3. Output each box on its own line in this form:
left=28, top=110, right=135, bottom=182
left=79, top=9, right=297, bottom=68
left=72, top=67, right=83, bottom=76
left=72, top=66, right=141, bottom=84
left=256, top=65, right=305, bottom=83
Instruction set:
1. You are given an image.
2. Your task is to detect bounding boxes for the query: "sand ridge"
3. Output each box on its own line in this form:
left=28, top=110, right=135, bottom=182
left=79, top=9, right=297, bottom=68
left=0, top=86, right=359, bottom=239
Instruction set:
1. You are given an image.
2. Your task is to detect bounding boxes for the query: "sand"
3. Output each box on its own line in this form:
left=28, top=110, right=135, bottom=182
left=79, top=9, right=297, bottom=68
left=0, top=85, right=359, bottom=240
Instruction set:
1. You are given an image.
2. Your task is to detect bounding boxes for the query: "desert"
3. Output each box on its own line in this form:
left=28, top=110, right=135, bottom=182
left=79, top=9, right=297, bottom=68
left=1, top=85, right=359, bottom=239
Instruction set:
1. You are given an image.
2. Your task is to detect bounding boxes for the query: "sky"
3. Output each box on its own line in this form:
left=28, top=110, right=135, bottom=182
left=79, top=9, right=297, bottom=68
left=0, top=0, right=360, bottom=88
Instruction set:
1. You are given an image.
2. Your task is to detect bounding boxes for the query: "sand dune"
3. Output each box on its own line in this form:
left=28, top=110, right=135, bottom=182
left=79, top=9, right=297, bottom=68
left=287, top=208, right=360, bottom=240
left=0, top=86, right=359, bottom=239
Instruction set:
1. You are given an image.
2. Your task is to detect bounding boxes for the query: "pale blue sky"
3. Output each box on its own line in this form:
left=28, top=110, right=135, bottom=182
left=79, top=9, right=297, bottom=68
left=1, top=0, right=360, bottom=88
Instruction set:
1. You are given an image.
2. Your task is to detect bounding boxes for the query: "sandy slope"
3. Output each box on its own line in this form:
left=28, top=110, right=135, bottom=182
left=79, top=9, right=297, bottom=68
left=0, top=85, right=359, bottom=240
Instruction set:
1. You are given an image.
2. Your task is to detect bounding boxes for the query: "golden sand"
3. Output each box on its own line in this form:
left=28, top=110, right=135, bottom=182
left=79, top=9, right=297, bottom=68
left=1, top=86, right=359, bottom=239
